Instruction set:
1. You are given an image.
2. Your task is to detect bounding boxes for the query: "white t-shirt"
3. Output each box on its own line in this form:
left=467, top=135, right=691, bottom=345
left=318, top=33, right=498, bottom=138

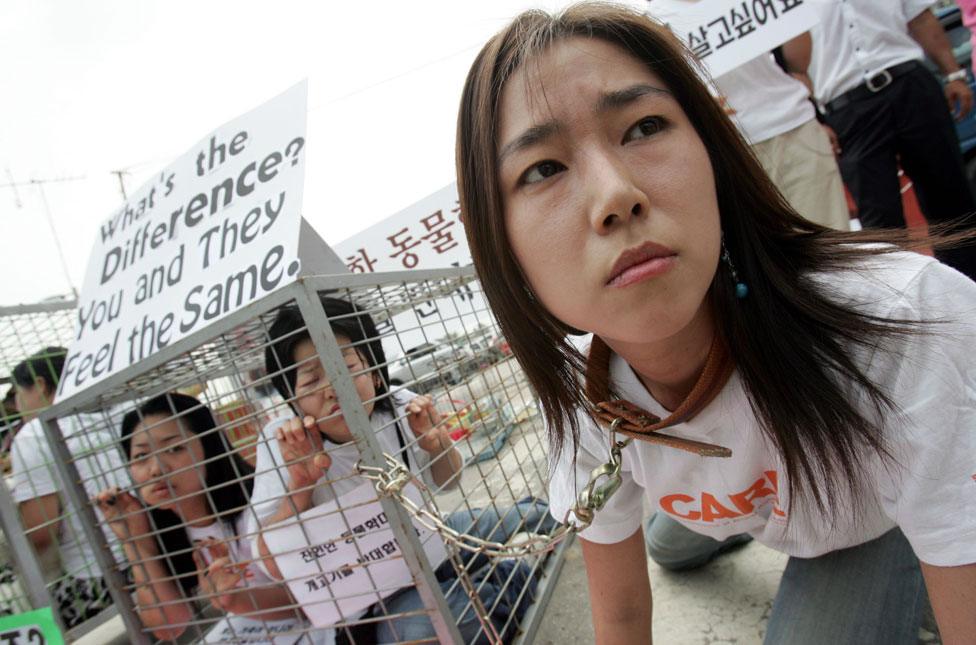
left=714, top=54, right=815, bottom=144
left=808, top=0, right=934, bottom=103
left=549, top=251, right=976, bottom=567
left=647, top=0, right=814, bottom=144
left=9, top=414, right=129, bottom=579
left=188, top=516, right=334, bottom=645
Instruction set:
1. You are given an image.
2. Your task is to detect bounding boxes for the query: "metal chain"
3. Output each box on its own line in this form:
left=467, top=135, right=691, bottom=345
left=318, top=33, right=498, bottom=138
left=356, top=418, right=632, bottom=559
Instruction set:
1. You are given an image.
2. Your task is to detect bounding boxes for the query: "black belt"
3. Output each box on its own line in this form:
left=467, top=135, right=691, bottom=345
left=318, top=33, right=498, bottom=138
left=824, top=61, right=920, bottom=114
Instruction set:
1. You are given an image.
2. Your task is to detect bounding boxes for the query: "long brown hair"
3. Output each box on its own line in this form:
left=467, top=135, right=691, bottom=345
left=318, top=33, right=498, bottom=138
left=456, top=2, right=941, bottom=516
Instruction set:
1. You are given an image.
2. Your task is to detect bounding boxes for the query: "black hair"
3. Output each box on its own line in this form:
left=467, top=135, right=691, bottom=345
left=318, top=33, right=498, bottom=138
left=12, top=347, right=67, bottom=394
left=120, top=392, right=254, bottom=595
left=265, top=295, right=393, bottom=416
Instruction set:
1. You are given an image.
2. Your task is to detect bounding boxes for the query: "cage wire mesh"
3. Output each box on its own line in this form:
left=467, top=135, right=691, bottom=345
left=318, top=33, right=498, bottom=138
left=0, top=299, right=130, bottom=639
left=35, top=267, right=564, bottom=644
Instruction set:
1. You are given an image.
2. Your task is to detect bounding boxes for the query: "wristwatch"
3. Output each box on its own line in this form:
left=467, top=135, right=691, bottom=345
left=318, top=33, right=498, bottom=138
left=944, top=69, right=968, bottom=84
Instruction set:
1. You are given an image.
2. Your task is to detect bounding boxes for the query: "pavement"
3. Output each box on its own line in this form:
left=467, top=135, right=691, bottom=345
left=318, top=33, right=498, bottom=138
left=534, top=536, right=788, bottom=645
left=534, top=537, right=943, bottom=645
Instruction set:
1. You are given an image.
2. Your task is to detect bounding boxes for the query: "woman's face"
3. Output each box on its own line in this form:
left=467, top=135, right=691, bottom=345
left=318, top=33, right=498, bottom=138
left=497, top=37, right=721, bottom=346
left=129, top=414, right=207, bottom=512
left=292, top=337, right=378, bottom=444
left=14, top=380, right=52, bottom=420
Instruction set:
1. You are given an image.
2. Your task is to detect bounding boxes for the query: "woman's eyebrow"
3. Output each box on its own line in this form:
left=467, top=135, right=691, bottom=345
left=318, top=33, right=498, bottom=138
left=131, top=433, right=182, bottom=451
left=597, top=83, right=671, bottom=112
left=498, top=121, right=561, bottom=165
left=498, top=84, right=671, bottom=164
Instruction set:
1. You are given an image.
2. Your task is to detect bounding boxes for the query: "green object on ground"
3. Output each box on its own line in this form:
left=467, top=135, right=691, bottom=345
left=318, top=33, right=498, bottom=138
left=0, top=607, right=65, bottom=644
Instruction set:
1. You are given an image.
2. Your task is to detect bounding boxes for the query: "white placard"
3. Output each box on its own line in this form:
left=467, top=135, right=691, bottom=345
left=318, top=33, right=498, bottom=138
left=335, top=182, right=467, bottom=274
left=335, top=182, right=491, bottom=361
left=264, top=481, right=448, bottom=628
left=58, top=83, right=308, bottom=400
left=203, top=616, right=320, bottom=644
left=646, top=0, right=817, bottom=79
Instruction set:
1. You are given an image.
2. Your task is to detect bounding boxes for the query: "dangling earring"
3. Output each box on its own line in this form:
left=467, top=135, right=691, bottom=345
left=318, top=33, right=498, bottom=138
left=721, top=237, right=749, bottom=299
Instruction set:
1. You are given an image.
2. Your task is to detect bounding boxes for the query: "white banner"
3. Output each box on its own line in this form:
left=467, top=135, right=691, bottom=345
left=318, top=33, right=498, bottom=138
left=335, top=182, right=467, bottom=274
left=335, top=183, right=490, bottom=362
left=58, top=83, right=308, bottom=400
left=646, top=0, right=817, bottom=79
left=264, top=481, right=448, bottom=628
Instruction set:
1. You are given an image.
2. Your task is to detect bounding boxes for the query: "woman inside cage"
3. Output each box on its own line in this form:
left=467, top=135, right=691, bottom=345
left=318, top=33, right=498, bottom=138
left=455, top=3, right=976, bottom=644
left=95, top=392, right=331, bottom=643
left=8, top=346, right=126, bottom=628
left=249, top=295, right=554, bottom=644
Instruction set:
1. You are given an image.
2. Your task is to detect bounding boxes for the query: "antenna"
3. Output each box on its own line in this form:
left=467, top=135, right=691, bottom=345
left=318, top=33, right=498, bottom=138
left=110, top=169, right=129, bottom=200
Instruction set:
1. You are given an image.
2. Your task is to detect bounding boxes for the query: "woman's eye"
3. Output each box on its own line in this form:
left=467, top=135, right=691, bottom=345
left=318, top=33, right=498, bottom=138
left=623, top=116, right=667, bottom=143
left=131, top=454, right=147, bottom=462
left=166, top=445, right=184, bottom=455
left=521, top=160, right=566, bottom=185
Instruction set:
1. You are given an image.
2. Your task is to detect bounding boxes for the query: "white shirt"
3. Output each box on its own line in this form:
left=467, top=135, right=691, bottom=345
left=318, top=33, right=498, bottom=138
left=188, top=516, right=334, bottom=645
left=549, top=251, right=976, bottom=566
left=647, top=0, right=815, bottom=144
left=714, top=54, right=815, bottom=144
left=807, top=0, right=935, bottom=103
left=9, top=414, right=129, bottom=579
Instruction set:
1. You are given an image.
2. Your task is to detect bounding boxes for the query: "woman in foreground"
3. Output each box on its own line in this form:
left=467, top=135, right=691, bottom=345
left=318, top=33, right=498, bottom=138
left=455, top=4, right=976, bottom=643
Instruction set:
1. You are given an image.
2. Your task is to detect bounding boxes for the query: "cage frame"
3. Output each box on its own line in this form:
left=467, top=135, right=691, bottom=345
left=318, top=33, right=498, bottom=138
left=36, top=266, right=565, bottom=644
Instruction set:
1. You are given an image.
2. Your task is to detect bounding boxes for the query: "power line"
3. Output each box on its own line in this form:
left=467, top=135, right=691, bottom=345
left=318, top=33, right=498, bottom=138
left=2, top=172, right=85, bottom=299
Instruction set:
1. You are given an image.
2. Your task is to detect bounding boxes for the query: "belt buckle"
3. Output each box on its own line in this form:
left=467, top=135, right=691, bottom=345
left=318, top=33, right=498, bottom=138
left=866, top=69, right=893, bottom=92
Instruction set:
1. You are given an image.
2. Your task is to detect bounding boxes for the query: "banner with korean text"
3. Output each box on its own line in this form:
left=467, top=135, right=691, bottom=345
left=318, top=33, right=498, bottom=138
left=646, top=0, right=817, bottom=78
left=263, top=482, right=448, bottom=627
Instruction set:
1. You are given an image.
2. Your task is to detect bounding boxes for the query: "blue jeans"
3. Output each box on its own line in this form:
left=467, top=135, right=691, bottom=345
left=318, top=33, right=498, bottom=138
left=373, top=498, right=555, bottom=644
left=644, top=514, right=927, bottom=644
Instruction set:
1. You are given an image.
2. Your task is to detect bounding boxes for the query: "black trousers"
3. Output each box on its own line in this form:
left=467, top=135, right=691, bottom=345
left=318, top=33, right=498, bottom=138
left=825, top=63, right=976, bottom=281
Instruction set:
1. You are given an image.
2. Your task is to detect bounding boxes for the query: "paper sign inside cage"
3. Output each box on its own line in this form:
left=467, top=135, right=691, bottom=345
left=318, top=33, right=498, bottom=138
left=646, top=0, right=817, bottom=79
left=58, top=81, right=307, bottom=400
left=264, top=481, right=449, bottom=627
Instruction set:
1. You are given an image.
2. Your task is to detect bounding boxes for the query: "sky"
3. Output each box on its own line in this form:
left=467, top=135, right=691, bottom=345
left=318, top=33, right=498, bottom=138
left=0, top=0, right=642, bottom=306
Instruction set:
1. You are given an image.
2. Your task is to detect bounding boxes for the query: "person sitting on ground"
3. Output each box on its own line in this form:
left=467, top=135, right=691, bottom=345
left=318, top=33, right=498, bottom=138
left=250, top=295, right=553, bottom=644
left=96, top=392, right=332, bottom=643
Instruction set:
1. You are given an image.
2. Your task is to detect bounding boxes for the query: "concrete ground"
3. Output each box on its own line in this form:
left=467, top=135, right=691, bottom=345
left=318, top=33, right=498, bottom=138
left=533, top=537, right=942, bottom=645
left=535, top=537, right=787, bottom=645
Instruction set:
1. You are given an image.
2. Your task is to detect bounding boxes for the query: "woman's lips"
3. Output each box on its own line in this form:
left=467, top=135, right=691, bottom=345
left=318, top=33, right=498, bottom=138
left=607, top=255, right=676, bottom=288
left=607, top=241, right=677, bottom=288
left=149, top=483, right=171, bottom=497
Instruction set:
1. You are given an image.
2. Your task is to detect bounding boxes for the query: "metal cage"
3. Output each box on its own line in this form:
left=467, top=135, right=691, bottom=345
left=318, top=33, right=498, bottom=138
left=34, top=267, right=568, bottom=644
left=0, top=299, right=130, bottom=641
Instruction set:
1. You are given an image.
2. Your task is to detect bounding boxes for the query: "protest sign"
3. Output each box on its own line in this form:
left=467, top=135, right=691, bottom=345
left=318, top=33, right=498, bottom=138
left=58, top=83, right=308, bottom=400
left=263, top=481, right=448, bottom=628
left=335, top=182, right=489, bottom=361
left=0, top=607, right=64, bottom=645
left=335, top=183, right=467, bottom=274
left=202, top=616, right=318, bottom=644
left=646, top=0, right=817, bottom=79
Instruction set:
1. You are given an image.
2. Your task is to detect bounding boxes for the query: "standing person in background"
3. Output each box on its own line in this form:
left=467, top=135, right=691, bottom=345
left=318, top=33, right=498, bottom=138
left=9, top=347, right=127, bottom=628
left=647, top=1, right=850, bottom=230
left=784, top=0, right=976, bottom=280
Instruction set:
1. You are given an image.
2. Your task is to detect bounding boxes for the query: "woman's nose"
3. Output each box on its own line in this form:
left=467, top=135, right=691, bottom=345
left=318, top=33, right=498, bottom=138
left=587, top=153, right=649, bottom=234
left=148, top=456, right=165, bottom=478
